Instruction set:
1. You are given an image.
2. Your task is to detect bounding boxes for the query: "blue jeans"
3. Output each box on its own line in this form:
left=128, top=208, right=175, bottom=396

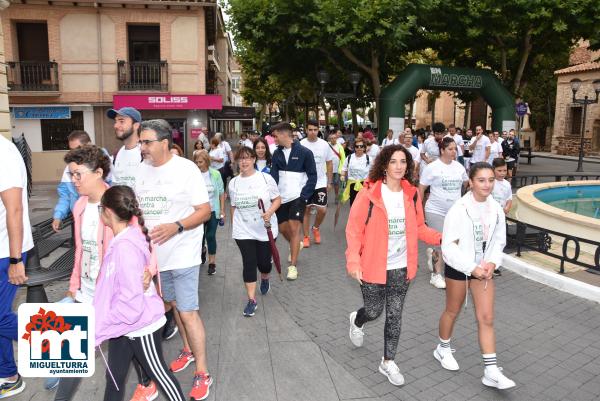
left=0, top=253, right=27, bottom=377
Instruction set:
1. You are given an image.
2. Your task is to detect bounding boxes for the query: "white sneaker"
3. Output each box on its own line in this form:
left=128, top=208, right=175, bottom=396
left=433, top=344, right=459, bottom=371
left=287, top=265, right=298, bottom=280
left=482, top=366, right=516, bottom=390
left=426, top=248, right=434, bottom=272
left=348, top=311, right=364, bottom=347
left=430, top=273, right=446, bottom=289
left=378, top=358, right=405, bottom=386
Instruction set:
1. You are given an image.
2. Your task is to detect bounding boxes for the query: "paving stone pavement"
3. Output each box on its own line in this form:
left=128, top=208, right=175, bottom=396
left=9, top=177, right=600, bottom=401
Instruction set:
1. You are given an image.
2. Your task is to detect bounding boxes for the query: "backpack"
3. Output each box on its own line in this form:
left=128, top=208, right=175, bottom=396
left=347, top=152, right=369, bottom=167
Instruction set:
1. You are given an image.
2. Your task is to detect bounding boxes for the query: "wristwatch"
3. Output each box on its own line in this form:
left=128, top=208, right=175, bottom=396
left=9, top=257, right=23, bottom=265
left=175, top=221, right=184, bottom=234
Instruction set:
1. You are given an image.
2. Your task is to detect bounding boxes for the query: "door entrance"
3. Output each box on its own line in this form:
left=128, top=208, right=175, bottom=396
left=165, top=119, right=187, bottom=156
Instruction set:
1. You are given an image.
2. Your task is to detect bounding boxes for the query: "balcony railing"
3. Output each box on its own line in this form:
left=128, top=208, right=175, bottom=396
left=7, top=61, right=59, bottom=92
left=117, top=60, right=168, bottom=91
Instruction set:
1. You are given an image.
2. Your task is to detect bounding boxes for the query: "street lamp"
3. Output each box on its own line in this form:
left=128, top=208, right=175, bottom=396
left=317, top=69, right=360, bottom=128
left=570, top=78, right=600, bottom=172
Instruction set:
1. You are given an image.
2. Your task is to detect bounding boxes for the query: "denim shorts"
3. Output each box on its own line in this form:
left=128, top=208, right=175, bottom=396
left=160, top=265, right=200, bottom=312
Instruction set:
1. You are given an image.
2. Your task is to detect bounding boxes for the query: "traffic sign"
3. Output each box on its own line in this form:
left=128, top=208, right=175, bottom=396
left=516, top=102, right=528, bottom=116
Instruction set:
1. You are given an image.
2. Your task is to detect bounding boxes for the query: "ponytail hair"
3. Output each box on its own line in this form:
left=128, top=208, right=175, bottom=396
left=100, top=185, right=152, bottom=250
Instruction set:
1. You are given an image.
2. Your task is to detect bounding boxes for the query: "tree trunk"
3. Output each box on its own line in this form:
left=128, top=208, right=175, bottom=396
left=463, top=101, right=470, bottom=129
left=351, top=102, right=358, bottom=133
left=258, top=104, right=267, bottom=126
left=513, top=28, right=533, bottom=95
left=408, top=97, right=414, bottom=129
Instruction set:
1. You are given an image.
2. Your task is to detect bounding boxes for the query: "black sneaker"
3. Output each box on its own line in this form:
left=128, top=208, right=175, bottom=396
left=0, top=375, right=26, bottom=398
left=162, top=311, right=178, bottom=341
left=493, top=268, right=502, bottom=277
left=243, top=299, right=257, bottom=317
left=207, top=264, right=216, bottom=275
left=260, top=278, right=270, bottom=295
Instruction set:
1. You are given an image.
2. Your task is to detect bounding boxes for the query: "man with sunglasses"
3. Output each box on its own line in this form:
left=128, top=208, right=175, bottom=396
left=134, top=119, right=213, bottom=401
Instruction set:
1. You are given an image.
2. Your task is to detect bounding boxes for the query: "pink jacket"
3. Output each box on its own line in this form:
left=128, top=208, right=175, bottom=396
left=69, top=193, right=113, bottom=294
left=69, top=191, right=158, bottom=294
left=94, top=226, right=165, bottom=346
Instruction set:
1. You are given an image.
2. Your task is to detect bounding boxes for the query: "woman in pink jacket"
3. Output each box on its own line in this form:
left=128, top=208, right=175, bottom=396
left=95, top=185, right=185, bottom=401
left=54, top=145, right=157, bottom=401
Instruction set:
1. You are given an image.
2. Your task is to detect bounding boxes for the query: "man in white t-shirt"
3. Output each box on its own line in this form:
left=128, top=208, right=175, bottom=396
left=445, top=124, right=465, bottom=165
left=420, top=122, right=445, bottom=172
left=107, top=107, right=143, bottom=188
left=0, top=135, right=33, bottom=396
left=381, top=129, right=399, bottom=147
left=134, top=119, right=213, bottom=399
left=300, top=120, right=334, bottom=247
left=403, top=131, right=420, bottom=178
left=468, top=125, right=491, bottom=165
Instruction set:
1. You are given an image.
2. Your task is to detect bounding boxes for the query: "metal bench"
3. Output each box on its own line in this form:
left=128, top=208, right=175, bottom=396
left=23, top=215, right=75, bottom=303
left=519, top=147, right=535, bottom=165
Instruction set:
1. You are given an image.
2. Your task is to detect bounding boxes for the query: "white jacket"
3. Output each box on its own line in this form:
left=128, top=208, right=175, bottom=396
left=442, top=192, right=506, bottom=276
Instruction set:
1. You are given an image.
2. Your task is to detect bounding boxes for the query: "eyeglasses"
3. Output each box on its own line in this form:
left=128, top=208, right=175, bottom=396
left=67, top=169, right=93, bottom=181
left=355, top=144, right=366, bottom=149
left=138, top=139, right=162, bottom=146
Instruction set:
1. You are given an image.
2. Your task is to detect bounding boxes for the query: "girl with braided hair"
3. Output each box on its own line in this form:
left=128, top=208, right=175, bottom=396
left=94, top=185, right=186, bottom=401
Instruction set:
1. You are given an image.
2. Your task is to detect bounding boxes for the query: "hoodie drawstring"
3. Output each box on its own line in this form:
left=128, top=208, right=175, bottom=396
left=98, top=345, right=119, bottom=391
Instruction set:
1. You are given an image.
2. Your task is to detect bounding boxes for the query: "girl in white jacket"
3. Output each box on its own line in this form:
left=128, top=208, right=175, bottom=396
left=433, top=162, right=516, bottom=390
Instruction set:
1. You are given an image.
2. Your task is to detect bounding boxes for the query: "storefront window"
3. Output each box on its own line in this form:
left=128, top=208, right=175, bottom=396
left=41, top=111, right=84, bottom=150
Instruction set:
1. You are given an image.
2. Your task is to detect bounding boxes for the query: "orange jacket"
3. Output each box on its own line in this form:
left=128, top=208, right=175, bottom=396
left=345, top=179, right=441, bottom=284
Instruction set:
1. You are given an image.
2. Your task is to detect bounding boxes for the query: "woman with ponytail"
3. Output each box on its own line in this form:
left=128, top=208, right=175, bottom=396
left=94, top=185, right=186, bottom=401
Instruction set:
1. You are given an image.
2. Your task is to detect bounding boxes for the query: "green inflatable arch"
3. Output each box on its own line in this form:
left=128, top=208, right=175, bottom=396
left=378, top=64, right=515, bottom=141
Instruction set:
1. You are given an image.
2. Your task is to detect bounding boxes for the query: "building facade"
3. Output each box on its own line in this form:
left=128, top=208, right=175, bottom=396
left=3, top=0, right=234, bottom=182
left=552, top=42, right=600, bottom=156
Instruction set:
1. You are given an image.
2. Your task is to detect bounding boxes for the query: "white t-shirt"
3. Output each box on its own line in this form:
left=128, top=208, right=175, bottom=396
left=229, top=172, right=280, bottom=241
left=0, top=136, right=34, bottom=258
left=405, top=145, right=421, bottom=164
left=135, top=156, right=209, bottom=271
left=240, top=138, right=253, bottom=148
left=342, top=153, right=370, bottom=181
left=381, top=184, right=407, bottom=270
left=300, top=138, right=334, bottom=188
left=421, top=137, right=440, bottom=162
left=420, top=159, right=468, bottom=216
left=329, top=143, right=343, bottom=173
left=336, top=137, right=346, bottom=145
left=112, top=145, right=142, bottom=188
left=201, top=171, right=216, bottom=211
left=445, top=134, right=464, bottom=157
left=209, top=147, right=226, bottom=170
left=282, top=147, right=292, bottom=164
left=76, top=202, right=100, bottom=304
left=381, top=137, right=399, bottom=147
left=488, top=141, right=503, bottom=164
left=220, top=141, right=232, bottom=162
left=470, top=135, right=491, bottom=163
left=367, top=143, right=380, bottom=159
left=492, top=179, right=512, bottom=208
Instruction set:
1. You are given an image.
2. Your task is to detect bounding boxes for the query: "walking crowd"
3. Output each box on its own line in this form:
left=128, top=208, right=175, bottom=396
left=0, top=109, right=520, bottom=400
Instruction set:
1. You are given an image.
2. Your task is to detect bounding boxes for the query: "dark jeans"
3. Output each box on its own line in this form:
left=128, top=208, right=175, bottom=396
left=235, top=239, right=272, bottom=283
left=0, top=253, right=27, bottom=377
left=355, top=269, right=411, bottom=360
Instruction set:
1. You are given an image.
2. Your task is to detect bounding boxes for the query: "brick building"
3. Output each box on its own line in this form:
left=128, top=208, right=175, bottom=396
left=552, top=42, right=600, bottom=156
left=2, top=0, right=235, bottom=182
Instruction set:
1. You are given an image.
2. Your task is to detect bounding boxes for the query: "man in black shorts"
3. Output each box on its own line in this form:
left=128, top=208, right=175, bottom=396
left=300, top=120, right=334, bottom=247
left=270, top=123, right=317, bottom=280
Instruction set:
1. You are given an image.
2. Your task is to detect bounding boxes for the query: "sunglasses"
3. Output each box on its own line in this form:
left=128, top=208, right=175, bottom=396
left=355, top=144, right=366, bottom=149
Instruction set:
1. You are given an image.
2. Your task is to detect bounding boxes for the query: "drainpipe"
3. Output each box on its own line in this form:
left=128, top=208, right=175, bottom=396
left=95, top=3, right=105, bottom=148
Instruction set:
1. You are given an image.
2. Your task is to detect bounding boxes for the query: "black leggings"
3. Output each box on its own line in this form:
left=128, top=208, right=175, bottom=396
left=355, top=269, right=411, bottom=360
left=235, top=239, right=272, bottom=283
left=104, top=328, right=185, bottom=401
left=349, top=182, right=362, bottom=206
